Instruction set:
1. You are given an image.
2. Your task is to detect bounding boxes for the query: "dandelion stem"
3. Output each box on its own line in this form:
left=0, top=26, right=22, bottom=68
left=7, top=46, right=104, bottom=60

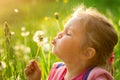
left=56, top=20, right=61, bottom=31
left=34, top=46, right=40, bottom=60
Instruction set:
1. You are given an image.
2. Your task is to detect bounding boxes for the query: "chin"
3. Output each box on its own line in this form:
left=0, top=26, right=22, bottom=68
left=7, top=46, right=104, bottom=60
left=52, top=47, right=56, bottom=54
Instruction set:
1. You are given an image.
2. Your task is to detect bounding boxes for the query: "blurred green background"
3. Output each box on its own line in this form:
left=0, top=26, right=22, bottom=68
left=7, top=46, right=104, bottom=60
left=0, top=0, right=120, bottom=80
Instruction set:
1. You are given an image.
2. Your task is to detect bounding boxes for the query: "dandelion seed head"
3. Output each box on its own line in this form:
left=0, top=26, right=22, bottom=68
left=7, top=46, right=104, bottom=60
left=54, top=12, right=59, bottom=20
left=33, top=30, right=44, bottom=46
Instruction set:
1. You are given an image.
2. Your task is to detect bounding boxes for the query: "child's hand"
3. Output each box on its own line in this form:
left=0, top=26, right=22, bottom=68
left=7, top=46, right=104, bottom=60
left=24, top=60, right=41, bottom=80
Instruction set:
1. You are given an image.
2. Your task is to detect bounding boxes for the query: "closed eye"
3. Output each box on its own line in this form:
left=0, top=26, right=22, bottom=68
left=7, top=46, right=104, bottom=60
left=66, top=33, right=72, bottom=36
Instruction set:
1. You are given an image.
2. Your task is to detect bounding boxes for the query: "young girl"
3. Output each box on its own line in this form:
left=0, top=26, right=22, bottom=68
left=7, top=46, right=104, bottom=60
left=24, top=6, right=118, bottom=80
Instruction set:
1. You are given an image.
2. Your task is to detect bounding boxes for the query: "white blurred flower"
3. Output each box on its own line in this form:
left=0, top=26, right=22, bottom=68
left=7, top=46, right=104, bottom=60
left=13, top=44, right=31, bottom=54
left=0, top=61, right=6, bottom=71
left=13, top=45, right=19, bottom=51
left=21, top=27, right=26, bottom=32
left=16, top=75, right=21, bottom=80
left=21, top=27, right=30, bottom=37
left=11, top=31, right=15, bottom=35
left=0, top=48, right=4, bottom=53
left=33, top=30, right=44, bottom=46
left=24, top=55, right=30, bottom=61
left=20, top=45, right=31, bottom=54
left=21, top=31, right=30, bottom=37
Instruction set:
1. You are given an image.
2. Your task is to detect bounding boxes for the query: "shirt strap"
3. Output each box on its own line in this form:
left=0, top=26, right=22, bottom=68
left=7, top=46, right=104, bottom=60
left=83, top=66, right=95, bottom=80
left=56, top=63, right=64, bottom=68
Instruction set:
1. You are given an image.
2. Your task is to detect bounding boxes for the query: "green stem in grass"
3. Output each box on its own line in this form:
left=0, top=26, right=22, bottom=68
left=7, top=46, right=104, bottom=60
left=34, top=46, right=40, bottom=60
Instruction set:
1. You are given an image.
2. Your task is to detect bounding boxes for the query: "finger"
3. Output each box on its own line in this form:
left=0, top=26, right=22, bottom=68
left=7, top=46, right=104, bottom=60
left=24, top=65, right=34, bottom=76
left=32, top=60, right=40, bottom=71
left=24, top=68, right=32, bottom=76
left=28, top=59, right=36, bottom=65
left=24, top=68, right=30, bottom=76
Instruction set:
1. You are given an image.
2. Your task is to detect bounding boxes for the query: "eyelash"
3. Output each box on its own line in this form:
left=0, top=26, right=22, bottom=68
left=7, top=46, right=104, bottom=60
left=66, top=33, right=71, bottom=36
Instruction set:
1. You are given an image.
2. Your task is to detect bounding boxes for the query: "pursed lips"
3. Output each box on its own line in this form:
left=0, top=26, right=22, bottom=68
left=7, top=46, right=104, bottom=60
left=52, top=39, right=56, bottom=46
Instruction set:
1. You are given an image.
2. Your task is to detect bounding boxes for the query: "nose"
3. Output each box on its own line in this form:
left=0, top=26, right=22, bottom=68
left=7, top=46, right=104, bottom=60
left=52, top=32, right=63, bottom=45
left=57, top=32, right=63, bottom=39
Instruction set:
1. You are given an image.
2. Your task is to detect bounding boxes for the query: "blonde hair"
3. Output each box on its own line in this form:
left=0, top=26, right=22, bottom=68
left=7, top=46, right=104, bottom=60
left=73, top=6, right=118, bottom=71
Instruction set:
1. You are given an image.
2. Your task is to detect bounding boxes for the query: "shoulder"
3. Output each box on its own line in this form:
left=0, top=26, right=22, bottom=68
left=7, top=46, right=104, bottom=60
left=48, top=62, right=65, bottom=80
left=87, top=67, right=114, bottom=80
left=52, top=62, right=64, bottom=69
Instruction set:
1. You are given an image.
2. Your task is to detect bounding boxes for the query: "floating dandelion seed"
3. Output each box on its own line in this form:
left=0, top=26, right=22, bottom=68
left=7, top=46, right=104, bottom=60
left=21, top=27, right=26, bottom=32
left=14, top=8, right=19, bottom=13
left=54, top=12, right=59, bottom=20
left=33, top=30, right=44, bottom=59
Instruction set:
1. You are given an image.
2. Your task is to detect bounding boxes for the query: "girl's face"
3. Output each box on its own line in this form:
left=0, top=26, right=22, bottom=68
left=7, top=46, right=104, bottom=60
left=52, top=16, right=86, bottom=61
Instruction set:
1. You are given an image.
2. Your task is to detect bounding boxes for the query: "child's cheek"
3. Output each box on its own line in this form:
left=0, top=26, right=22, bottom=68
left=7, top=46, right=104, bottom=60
left=57, top=38, right=72, bottom=50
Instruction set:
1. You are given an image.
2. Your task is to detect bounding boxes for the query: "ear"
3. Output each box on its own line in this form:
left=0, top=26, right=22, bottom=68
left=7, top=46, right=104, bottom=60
left=84, top=47, right=96, bottom=59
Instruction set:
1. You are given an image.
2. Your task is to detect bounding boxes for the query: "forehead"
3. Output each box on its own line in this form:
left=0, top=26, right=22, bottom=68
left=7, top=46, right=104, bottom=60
left=64, top=16, right=85, bottom=32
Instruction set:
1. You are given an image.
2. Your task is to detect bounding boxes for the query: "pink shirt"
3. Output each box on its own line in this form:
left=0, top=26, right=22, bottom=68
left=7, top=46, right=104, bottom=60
left=48, top=62, right=113, bottom=80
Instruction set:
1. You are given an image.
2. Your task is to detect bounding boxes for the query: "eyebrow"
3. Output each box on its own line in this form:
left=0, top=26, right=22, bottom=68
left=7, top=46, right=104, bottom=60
left=64, top=25, right=74, bottom=34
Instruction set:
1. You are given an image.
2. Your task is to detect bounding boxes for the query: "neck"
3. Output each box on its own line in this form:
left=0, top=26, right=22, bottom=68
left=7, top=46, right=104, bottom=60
left=64, top=60, right=88, bottom=80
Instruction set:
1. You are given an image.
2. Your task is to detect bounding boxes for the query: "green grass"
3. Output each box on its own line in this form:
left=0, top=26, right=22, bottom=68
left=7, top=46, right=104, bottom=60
left=0, top=0, right=120, bottom=80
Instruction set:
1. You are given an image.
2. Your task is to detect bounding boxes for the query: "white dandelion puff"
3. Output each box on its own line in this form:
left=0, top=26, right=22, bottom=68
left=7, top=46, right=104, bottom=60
left=33, top=30, right=44, bottom=46
left=33, top=30, right=45, bottom=59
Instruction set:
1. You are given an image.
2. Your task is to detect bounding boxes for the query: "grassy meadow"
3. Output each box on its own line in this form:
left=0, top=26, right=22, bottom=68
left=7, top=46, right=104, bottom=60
left=0, top=0, right=120, bottom=80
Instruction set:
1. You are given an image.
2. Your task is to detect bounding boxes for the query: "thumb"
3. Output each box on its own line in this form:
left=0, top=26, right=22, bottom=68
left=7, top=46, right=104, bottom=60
left=32, top=60, right=40, bottom=71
